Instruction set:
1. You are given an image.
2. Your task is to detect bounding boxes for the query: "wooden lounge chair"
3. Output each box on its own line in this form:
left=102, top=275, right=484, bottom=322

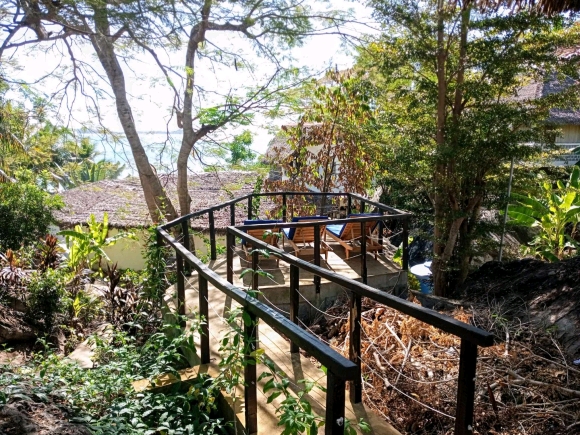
left=325, top=213, right=383, bottom=260
left=282, top=216, right=332, bottom=260
left=242, top=219, right=282, bottom=266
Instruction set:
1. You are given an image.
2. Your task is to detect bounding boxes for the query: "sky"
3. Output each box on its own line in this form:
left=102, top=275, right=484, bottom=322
left=4, top=1, right=379, bottom=174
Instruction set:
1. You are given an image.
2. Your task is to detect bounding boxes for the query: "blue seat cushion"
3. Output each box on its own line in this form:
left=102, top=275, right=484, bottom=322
left=242, top=219, right=281, bottom=245
left=326, top=224, right=345, bottom=238
left=284, top=215, right=329, bottom=240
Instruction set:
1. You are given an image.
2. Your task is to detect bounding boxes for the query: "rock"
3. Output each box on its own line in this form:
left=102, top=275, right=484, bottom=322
left=67, top=323, right=114, bottom=368
left=0, top=404, right=40, bottom=434
left=0, top=306, right=37, bottom=343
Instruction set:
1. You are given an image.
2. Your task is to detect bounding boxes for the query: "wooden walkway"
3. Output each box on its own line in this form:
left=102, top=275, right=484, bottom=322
left=163, top=248, right=403, bottom=435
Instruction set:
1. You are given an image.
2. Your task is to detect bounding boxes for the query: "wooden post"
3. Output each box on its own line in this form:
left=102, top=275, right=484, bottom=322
left=252, top=250, right=259, bottom=292
left=176, top=253, right=186, bottom=327
left=289, top=264, right=299, bottom=353
left=244, top=310, right=258, bottom=435
left=325, top=371, right=346, bottom=435
left=198, top=275, right=210, bottom=364
left=314, top=223, right=321, bottom=294
left=402, top=218, right=409, bottom=271
left=349, top=291, right=362, bottom=403
left=347, top=194, right=352, bottom=216
left=227, top=231, right=234, bottom=285
left=181, top=221, right=191, bottom=276
left=282, top=193, right=287, bottom=222
left=361, top=221, right=367, bottom=285
left=455, top=339, right=478, bottom=435
left=230, top=203, right=236, bottom=226
left=247, top=196, right=253, bottom=220
left=208, top=209, right=217, bottom=261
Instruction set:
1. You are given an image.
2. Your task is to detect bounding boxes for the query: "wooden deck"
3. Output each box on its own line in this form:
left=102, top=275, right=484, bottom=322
left=164, top=246, right=403, bottom=435
left=232, top=242, right=406, bottom=316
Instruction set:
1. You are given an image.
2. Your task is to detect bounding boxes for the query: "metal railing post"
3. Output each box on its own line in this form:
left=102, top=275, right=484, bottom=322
left=227, top=231, right=234, bottom=285
left=282, top=193, right=287, bottom=222
left=176, top=252, right=186, bottom=326
left=361, top=221, right=367, bottom=285
left=247, top=195, right=253, bottom=220
left=314, top=223, right=321, bottom=294
left=199, top=275, right=210, bottom=364
left=359, top=199, right=365, bottom=214
left=290, top=264, right=299, bottom=353
left=181, top=221, right=191, bottom=276
left=455, top=339, right=478, bottom=435
left=244, top=309, right=258, bottom=435
left=230, top=203, right=236, bottom=225
left=402, top=218, right=409, bottom=271
left=208, top=209, right=216, bottom=261
left=347, top=194, right=352, bottom=216
left=378, top=211, right=384, bottom=254
left=252, top=250, right=259, bottom=292
left=325, top=371, right=346, bottom=435
left=349, top=291, right=362, bottom=403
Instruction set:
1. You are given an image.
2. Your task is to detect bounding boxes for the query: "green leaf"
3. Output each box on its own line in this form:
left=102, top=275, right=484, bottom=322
left=266, top=391, right=282, bottom=403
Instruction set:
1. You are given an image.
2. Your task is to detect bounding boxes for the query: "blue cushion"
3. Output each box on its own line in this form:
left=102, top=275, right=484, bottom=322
left=242, top=219, right=281, bottom=245
left=285, top=216, right=329, bottom=240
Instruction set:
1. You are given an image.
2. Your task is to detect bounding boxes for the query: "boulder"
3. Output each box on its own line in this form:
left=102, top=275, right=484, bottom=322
left=0, top=306, right=36, bottom=343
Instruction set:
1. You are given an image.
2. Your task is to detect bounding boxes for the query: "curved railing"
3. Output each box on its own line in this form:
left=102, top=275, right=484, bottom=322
left=157, top=191, right=493, bottom=435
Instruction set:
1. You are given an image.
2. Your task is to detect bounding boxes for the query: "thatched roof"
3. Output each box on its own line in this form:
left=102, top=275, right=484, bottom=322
left=476, top=0, right=580, bottom=14
left=512, top=75, right=580, bottom=125
left=54, top=171, right=274, bottom=231
left=263, top=123, right=324, bottom=163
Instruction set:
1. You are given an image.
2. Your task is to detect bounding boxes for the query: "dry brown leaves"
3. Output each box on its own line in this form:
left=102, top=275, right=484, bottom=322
left=311, top=295, right=580, bottom=435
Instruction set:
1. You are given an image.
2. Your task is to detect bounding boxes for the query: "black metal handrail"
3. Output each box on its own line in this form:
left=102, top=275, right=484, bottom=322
left=158, top=191, right=492, bottom=435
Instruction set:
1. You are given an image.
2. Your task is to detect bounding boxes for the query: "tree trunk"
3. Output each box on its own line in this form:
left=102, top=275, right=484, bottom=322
left=89, top=8, right=177, bottom=224
left=432, top=0, right=471, bottom=297
left=178, top=0, right=213, bottom=217
left=432, top=0, right=448, bottom=296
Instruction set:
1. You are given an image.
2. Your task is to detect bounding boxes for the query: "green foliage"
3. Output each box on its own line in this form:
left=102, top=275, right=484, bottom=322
left=226, top=130, right=256, bottom=167
left=508, top=165, right=580, bottom=260
left=59, top=213, right=135, bottom=273
left=0, top=319, right=223, bottom=435
left=259, top=359, right=325, bottom=435
left=0, top=182, right=63, bottom=250
left=26, top=269, right=66, bottom=332
left=359, top=2, right=580, bottom=293
left=142, top=226, right=171, bottom=301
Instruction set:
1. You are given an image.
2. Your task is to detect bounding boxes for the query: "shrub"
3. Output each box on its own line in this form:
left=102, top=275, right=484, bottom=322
left=26, top=269, right=66, bottom=332
left=0, top=183, right=63, bottom=250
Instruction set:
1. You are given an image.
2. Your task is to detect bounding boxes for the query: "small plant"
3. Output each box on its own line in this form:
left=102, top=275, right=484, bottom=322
left=35, top=235, right=63, bottom=272
left=0, top=249, right=28, bottom=286
left=508, top=166, right=580, bottom=261
left=101, top=263, right=139, bottom=327
left=26, top=268, right=66, bottom=332
left=59, top=213, right=135, bottom=273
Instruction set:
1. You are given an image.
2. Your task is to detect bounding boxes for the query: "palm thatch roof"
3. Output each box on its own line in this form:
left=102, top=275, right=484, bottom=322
left=54, top=171, right=273, bottom=231
left=476, top=0, right=580, bottom=14
left=512, top=75, right=580, bottom=124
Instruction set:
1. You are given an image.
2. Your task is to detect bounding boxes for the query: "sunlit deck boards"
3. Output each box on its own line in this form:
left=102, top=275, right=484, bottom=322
left=164, top=247, right=403, bottom=435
